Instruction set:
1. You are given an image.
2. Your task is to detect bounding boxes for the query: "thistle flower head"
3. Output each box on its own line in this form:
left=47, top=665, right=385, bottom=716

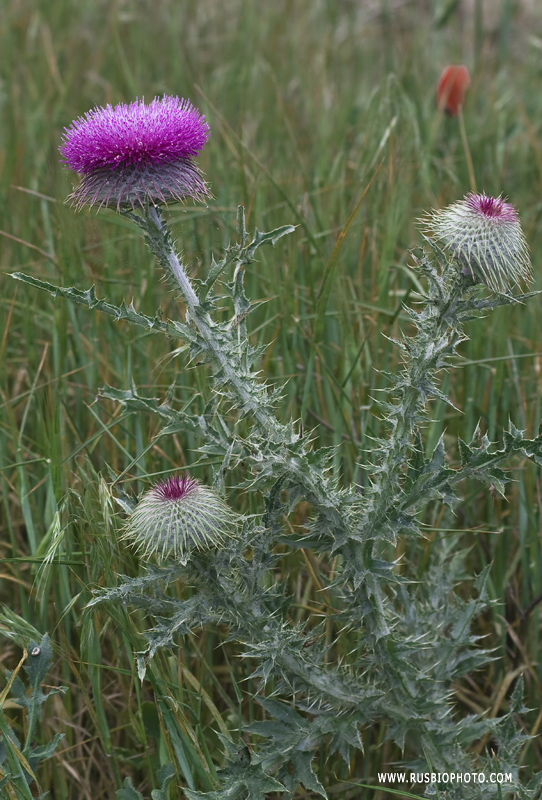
left=421, top=192, right=532, bottom=293
left=59, top=96, right=211, bottom=210
left=122, top=474, right=236, bottom=564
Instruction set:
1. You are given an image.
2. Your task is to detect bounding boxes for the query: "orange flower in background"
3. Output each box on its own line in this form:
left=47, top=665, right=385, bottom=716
left=436, top=65, right=471, bottom=117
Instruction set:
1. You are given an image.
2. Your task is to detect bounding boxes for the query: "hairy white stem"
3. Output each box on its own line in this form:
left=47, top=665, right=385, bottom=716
left=148, top=205, right=278, bottom=435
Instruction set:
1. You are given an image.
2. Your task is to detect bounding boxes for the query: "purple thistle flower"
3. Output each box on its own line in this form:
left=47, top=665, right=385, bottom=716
left=59, top=96, right=211, bottom=210
left=421, top=192, right=532, bottom=293
left=122, top=474, right=237, bottom=564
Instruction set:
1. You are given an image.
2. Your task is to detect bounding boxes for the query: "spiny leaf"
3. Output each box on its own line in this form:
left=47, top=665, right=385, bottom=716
left=246, top=224, right=296, bottom=257
left=10, top=273, right=188, bottom=338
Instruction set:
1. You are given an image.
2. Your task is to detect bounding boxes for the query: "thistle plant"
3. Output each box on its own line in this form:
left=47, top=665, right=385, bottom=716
left=12, top=96, right=542, bottom=798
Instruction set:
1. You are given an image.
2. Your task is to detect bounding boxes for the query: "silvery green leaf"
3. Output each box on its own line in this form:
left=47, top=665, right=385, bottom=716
left=151, top=763, right=176, bottom=799
left=11, top=273, right=185, bottom=337
left=116, top=777, right=144, bottom=800
left=247, top=225, right=296, bottom=257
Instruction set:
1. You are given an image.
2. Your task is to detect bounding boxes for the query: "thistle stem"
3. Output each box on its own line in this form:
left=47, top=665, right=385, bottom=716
left=358, top=270, right=465, bottom=539
left=147, top=205, right=278, bottom=435
left=148, top=206, right=201, bottom=309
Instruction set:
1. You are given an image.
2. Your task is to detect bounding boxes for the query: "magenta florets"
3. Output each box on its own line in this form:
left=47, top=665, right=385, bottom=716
left=464, top=192, right=517, bottom=222
left=153, top=474, right=199, bottom=502
left=59, top=96, right=211, bottom=210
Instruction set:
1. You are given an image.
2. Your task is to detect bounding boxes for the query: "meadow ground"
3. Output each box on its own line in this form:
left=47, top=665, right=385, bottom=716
left=2, top=0, right=542, bottom=797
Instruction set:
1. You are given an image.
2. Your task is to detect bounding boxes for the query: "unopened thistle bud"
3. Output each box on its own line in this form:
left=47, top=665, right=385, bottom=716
left=122, top=475, right=236, bottom=564
left=421, top=192, right=532, bottom=294
left=59, top=95, right=211, bottom=210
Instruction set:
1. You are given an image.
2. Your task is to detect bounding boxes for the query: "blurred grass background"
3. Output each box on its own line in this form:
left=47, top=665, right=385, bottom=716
left=2, top=0, right=542, bottom=797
